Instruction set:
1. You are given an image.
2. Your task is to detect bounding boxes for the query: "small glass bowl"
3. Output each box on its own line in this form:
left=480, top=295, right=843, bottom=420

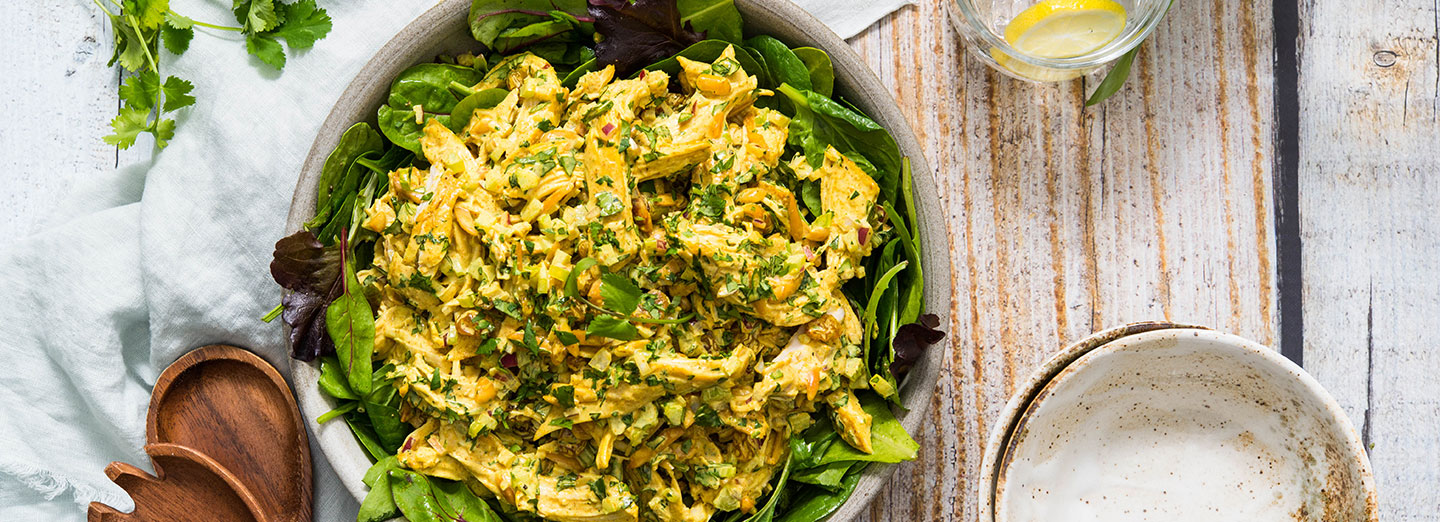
left=947, top=0, right=1171, bottom=82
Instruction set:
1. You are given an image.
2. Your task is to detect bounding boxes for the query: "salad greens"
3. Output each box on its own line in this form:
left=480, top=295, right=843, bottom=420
left=268, top=1, right=946, bottom=520
left=97, top=0, right=334, bottom=150
left=376, top=64, right=486, bottom=153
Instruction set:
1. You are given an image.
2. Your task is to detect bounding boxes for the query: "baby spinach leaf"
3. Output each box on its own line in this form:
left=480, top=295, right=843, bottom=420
left=390, top=64, right=487, bottom=111
left=448, top=88, right=511, bottom=134
left=860, top=239, right=899, bottom=371
left=491, top=13, right=584, bottom=54
left=363, top=456, right=401, bottom=487
left=314, top=149, right=384, bottom=244
left=640, top=39, right=764, bottom=81
left=788, top=461, right=849, bottom=490
left=739, top=46, right=772, bottom=87
left=789, top=422, right=841, bottom=471
left=469, top=0, right=587, bottom=48
left=389, top=469, right=506, bottom=522
left=377, top=106, right=427, bottom=155
left=378, top=63, right=485, bottom=152
left=815, top=392, right=918, bottom=465
left=776, top=84, right=903, bottom=204
left=317, top=356, right=358, bottom=400
left=862, top=260, right=907, bottom=335
left=345, top=415, right=391, bottom=462
left=882, top=203, right=923, bottom=325
left=679, top=0, right=743, bottom=43
left=791, top=47, right=833, bottom=97
left=316, top=123, right=384, bottom=217
left=800, top=179, right=822, bottom=217
left=745, top=36, right=810, bottom=92
left=561, top=58, right=600, bottom=86
left=359, top=363, right=407, bottom=453
left=775, top=465, right=863, bottom=522
left=358, top=457, right=402, bottom=522
left=326, top=234, right=375, bottom=396
left=590, top=0, right=706, bottom=77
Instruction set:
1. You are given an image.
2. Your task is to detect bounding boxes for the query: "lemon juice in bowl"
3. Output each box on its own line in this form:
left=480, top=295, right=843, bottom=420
left=949, top=0, right=1171, bottom=82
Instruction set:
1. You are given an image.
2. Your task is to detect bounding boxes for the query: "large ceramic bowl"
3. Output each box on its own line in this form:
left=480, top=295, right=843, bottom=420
left=980, top=324, right=1378, bottom=522
left=284, top=1, right=952, bottom=519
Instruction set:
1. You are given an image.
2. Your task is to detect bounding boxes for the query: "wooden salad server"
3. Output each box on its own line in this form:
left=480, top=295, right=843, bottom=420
left=87, top=443, right=269, bottom=522
left=88, top=345, right=312, bottom=522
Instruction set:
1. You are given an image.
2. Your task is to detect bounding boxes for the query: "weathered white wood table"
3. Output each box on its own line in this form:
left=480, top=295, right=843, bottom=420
left=3, top=0, right=1435, bottom=520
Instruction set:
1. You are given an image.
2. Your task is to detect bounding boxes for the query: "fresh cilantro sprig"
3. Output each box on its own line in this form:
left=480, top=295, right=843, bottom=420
left=563, top=258, right=693, bottom=341
left=96, top=0, right=333, bottom=150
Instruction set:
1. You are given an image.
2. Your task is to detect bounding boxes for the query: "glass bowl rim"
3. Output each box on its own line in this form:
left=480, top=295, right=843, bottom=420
left=948, top=0, right=1172, bottom=69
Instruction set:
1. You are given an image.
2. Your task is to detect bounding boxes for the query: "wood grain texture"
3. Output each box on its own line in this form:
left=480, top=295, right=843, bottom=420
left=845, top=1, right=1278, bottom=519
left=146, top=346, right=312, bottom=522
left=87, top=444, right=268, bottom=522
left=1295, top=0, right=1440, bottom=519
left=89, top=346, right=311, bottom=522
left=0, top=1, right=123, bottom=235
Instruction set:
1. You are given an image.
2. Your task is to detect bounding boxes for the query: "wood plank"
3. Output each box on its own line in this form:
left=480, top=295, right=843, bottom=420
left=0, top=1, right=125, bottom=236
left=846, top=0, right=1277, bottom=519
left=1296, top=0, right=1440, bottom=518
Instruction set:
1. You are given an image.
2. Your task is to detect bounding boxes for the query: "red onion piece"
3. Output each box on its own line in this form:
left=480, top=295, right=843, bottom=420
left=601, top=123, right=615, bottom=136
left=501, top=353, right=518, bottom=369
left=857, top=227, right=870, bottom=245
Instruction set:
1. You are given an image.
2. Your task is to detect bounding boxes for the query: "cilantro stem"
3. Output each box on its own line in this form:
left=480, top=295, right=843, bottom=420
left=629, top=313, right=695, bottom=325
left=91, top=0, right=116, bottom=17
left=185, top=17, right=244, bottom=32
left=125, top=13, right=165, bottom=132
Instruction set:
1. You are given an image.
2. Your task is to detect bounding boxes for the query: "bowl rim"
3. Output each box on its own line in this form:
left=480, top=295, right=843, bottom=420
left=978, top=324, right=1379, bottom=521
left=945, top=0, right=1171, bottom=70
left=283, top=1, right=954, bottom=519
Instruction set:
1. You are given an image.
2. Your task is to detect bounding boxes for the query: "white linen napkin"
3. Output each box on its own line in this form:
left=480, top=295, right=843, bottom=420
left=0, top=0, right=911, bottom=519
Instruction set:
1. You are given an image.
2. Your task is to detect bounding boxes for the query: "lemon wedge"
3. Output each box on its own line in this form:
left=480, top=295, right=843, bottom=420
left=1004, top=0, right=1127, bottom=59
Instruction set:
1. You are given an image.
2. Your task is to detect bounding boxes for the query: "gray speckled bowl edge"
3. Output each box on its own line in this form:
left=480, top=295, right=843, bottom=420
left=284, top=1, right=953, bottom=519
left=977, top=324, right=1379, bottom=522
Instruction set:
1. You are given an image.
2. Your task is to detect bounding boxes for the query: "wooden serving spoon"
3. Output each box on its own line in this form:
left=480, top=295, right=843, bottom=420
left=89, top=345, right=312, bottom=522
left=87, top=443, right=269, bottom=522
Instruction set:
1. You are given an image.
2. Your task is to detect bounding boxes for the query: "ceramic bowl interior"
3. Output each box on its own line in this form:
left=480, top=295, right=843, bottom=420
left=990, top=328, right=1377, bottom=522
left=284, top=1, right=952, bottom=519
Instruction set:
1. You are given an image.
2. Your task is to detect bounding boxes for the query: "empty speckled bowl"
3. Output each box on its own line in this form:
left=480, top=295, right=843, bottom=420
left=982, top=325, right=1378, bottom=522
